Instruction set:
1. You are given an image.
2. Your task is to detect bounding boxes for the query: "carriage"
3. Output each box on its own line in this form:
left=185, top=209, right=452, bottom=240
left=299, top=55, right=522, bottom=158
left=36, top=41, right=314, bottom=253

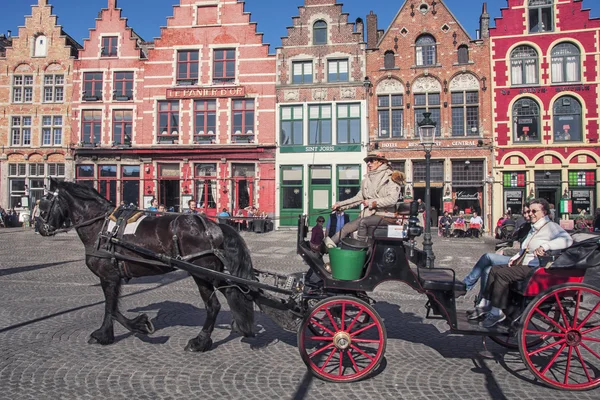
left=38, top=180, right=600, bottom=391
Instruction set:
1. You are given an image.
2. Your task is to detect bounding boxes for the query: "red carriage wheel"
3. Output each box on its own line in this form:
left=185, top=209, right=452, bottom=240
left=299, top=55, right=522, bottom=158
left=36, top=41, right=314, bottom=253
left=519, top=283, right=600, bottom=390
left=297, top=296, right=386, bottom=382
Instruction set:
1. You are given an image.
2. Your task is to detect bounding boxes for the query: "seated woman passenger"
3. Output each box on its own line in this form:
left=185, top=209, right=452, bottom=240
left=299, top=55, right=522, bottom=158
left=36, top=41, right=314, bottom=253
left=470, top=198, right=573, bottom=328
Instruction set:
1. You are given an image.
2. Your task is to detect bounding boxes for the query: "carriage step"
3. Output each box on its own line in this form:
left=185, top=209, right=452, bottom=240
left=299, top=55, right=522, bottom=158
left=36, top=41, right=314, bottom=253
left=453, top=310, right=511, bottom=335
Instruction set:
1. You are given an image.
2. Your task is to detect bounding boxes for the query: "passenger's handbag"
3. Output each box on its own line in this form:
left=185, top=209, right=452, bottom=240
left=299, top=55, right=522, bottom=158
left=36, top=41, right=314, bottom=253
left=510, top=249, right=528, bottom=267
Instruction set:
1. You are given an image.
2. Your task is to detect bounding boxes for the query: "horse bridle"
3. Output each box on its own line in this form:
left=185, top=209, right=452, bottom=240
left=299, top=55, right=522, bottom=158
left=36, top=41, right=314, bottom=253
left=39, top=189, right=109, bottom=235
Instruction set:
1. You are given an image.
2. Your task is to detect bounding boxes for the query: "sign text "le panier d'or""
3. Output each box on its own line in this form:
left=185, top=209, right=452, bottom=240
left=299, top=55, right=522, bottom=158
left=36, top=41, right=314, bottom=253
left=166, top=86, right=245, bottom=99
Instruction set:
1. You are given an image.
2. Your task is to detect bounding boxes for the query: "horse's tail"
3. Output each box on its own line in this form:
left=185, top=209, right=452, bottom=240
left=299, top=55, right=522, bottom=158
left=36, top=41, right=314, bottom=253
left=218, top=223, right=256, bottom=336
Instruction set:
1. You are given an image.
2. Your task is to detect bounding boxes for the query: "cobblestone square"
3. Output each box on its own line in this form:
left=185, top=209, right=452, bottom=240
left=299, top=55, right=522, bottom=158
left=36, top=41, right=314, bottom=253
left=0, top=227, right=598, bottom=399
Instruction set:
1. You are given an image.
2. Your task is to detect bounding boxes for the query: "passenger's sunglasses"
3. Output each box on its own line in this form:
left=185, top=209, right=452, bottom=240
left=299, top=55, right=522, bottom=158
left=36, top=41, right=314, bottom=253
left=530, top=209, right=543, bottom=215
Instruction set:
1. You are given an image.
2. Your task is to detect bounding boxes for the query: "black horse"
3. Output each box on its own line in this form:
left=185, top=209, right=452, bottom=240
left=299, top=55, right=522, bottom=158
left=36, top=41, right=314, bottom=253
left=37, top=178, right=290, bottom=352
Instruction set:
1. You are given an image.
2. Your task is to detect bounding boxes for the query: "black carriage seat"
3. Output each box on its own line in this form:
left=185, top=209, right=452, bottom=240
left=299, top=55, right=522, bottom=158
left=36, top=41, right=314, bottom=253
left=416, top=267, right=467, bottom=292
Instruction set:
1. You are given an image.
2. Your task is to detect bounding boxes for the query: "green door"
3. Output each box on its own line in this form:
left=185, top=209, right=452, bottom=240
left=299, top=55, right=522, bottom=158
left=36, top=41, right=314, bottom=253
left=279, top=165, right=303, bottom=227
left=308, top=165, right=332, bottom=226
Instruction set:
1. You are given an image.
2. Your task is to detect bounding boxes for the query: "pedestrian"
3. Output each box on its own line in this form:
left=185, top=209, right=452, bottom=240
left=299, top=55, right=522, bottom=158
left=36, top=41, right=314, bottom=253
left=310, top=216, right=326, bottom=253
left=326, top=209, right=350, bottom=242
left=31, top=200, right=41, bottom=233
left=147, top=197, right=158, bottom=212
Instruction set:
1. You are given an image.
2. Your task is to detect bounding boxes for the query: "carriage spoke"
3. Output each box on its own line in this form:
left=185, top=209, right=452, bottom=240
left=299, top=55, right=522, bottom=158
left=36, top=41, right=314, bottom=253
left=350, top=344, right=375, bottom=361
left=346, top=309, right=364, bottom=332
left=573, top=290, right=582, bottom=327
left=564, top=346, right=573, bottom=385
left=527, top=338, right=566, bottom=357
left=308, top=342, right=334, bottom=358
left=325, top=309, right=340, bottom=332
left=318, top=348, right=337, bottom=373
left=309, top=336, right=334, bottom=341
left=577, top=302, right=600, bottom=331
left=540, top=343, right=567, bottom=375
left=580, top=342, right=600, bottom=361
left=554, top=293, right=570, bottom=330
left=350, top=322, right=377, bottom=337
left=352, top=338, right=382, bottom=343
left=341, top=303, right=346, bottom=331
left=347, top=349, right=361, bottom=373
left=524, top=329, right=564, bottom=338
left=310, top=318, right=334, bottom=336
left=575, top=346, right=593, bottom=383
left=581, top=336, right=600, bottom=343
left=534, top=308, right=567, bottom=333
left=338, top=350, right=344, bottom=376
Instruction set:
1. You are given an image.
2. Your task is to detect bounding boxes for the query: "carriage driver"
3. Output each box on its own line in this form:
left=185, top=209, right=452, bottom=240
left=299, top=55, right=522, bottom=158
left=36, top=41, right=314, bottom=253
left=325, top=152, right=403, bottom=247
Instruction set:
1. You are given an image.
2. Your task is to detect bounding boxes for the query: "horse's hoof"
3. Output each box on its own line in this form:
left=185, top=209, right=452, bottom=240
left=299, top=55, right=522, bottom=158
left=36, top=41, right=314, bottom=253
left=185, top=337, right=213, bottom=352
left=88, top=331, right=114, bottom=345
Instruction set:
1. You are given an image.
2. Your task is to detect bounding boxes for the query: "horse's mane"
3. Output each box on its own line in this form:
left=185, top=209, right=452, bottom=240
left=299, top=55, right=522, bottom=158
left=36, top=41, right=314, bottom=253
left=59, top=181, right=113, bottom=206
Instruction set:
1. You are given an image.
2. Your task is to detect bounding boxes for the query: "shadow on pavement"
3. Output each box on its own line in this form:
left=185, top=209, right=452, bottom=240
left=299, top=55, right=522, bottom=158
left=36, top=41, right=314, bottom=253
left=0, top=259, right=83, bottom=277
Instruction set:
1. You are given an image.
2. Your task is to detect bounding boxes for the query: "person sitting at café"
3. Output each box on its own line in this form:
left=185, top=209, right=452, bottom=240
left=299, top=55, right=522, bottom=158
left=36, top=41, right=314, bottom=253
left=468, top=211, right=484, bottom=238
left=185, top=199, right=199, bottom=214
left=451, top=211, right=466, bottom=237
left=235, top=209, right=246, bottom=231
left=217, top=208, right=231, bottom=225
left=470, top=199, right=573, bottom=328
left=439, top=211, right=453, bottom=237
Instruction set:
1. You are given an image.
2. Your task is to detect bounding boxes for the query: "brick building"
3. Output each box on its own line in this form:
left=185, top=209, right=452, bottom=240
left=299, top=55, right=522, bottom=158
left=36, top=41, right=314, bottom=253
left=490, top=0, right=600, bottom=224
left=275, top=0, right=368, bottom=227
left=0, top=0, right=80, bottom=212
left=73, top=0, right=276, bottom=215
left=365, top=1, right=493, bottom=229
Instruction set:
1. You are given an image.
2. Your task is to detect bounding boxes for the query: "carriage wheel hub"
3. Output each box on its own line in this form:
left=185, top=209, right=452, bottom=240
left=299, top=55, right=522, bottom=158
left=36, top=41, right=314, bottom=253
left=565, top=330, right=582, bottom=346
left=333, top=331, right=351, bottom=350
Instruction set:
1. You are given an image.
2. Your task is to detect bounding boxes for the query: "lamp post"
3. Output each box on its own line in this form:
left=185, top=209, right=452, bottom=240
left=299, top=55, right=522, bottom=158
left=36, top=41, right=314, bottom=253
left=363, top=76, right=372, bottom=147
left=417, top=112, right=437, bottom=268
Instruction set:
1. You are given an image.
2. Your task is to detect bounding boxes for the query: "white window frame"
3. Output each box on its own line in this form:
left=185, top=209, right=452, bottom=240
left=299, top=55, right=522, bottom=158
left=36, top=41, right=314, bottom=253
left=42, top=115, right=63, bottom=147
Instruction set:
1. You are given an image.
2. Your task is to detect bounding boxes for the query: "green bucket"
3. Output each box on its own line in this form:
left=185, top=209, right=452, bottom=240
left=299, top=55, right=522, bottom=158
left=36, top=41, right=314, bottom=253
left=329, top=247, right=367, bottom=281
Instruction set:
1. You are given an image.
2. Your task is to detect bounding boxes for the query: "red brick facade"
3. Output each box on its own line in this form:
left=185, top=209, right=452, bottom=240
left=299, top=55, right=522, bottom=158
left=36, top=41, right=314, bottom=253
left=0, top=0, right=80, bottom=212
left=72, top=0, right=276, bottom=215
left=365, top=1, right=493, bottom=229
left=490, top=0, right=600, bottom=224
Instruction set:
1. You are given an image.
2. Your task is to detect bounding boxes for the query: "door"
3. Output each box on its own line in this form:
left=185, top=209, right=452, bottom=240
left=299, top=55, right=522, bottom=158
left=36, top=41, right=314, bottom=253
left=158, top=164, right=181, bottom=212
left=537, top=188, right=559, bottom=219
left=308, top=165, right=331, bottom=226
left=280, top=166, right=303, bottom=227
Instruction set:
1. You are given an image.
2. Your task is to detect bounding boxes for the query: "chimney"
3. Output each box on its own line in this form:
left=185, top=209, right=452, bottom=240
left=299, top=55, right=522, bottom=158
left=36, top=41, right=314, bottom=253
left=355, top=18, right=364, bottom=40
left=37, top=0, right=48, bottom=5
left=366, top=11, right=378, bottom=50
left=479, top=2, right=490, bottom=39
left=7, top=30, right=11, bottom=38
left=108, top=0, right=118, bottom=8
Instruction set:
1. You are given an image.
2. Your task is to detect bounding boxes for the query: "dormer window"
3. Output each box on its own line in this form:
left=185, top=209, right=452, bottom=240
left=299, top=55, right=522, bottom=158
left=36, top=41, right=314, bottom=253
left=416, top=34, right=436, bottom=66
left=34, top=35, right=47, bottom=57
left=384, top=51, right=395, bottom=69
left=101, top=36, right=118, bottom=57
left=313, top=20, right=327, bottom=45
left=529, top=0, right=554, bottom=33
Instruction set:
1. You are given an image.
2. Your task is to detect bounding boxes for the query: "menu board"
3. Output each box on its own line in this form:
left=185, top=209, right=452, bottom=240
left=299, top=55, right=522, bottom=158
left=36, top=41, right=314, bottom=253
left=571, top=190, right=591, bottom=212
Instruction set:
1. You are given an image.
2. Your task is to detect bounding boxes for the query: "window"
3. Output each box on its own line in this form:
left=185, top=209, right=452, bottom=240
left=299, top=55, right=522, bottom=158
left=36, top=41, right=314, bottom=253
left=157, top=101, right=179, bottom=144
left=416, top=34, right=436, bottom=66
left=511, top=46, right=538, bottom=85
left=512, top=98, right=540, bottom=142
left=529, top=0, right=553, bottom=33
left=414, top=93, right=441, bottom=128
left=98, top=165, right=118, bottom=205
left=292, top=61, right=313, bottom=84
left=8, top=163, right=64, bottom=208
left=82, top=110, right=102, bottom=145
left=451, top=91, right=479, bottom=136
left=113, top=110, right=133, bottom=146
left=377, top=94, right=404, bottom=138
left=452, top=160, right=484, bottom=186
left=195, top=163, right=217, bottom=209
left=76, top=165, right=95, bottom=189
left=213, top=49, right=236, bottom=84
left=83, top=72, right=103, bottom=100
left=308, top=104, right=332, bottom=145
left=413, top=160, right=444, bottom=182
left=122, top=165, right=140, bottom=207
left=101, top=36, right=118, bottom=57
left=457, top=45, right=469, bottom=64
left=327, top=59, right=349, bottom=83
left=281, top=166, right=303, bottom=220
left=11, top=116, right=32, bottom=146
left=8, top=164, right=26, bottom=209
left=337, top=104, right=360, bottom=144
left=553, top=96, right=582, bottom=142
left=568, top=171, right=595, bottom=213
left=281, top=106, right=303, bottom=146
left=34, top=35, right=47, bottom=57
left=232, top=164, right=255, bottom=210
left=13, top=75, right=33, bottom=103
left=114, top=72, right=134, bottom=100
left=232, top=99, right=255, bottom=143
left=551, top=43, right=580, bottom=83
left=42, top=116, right=63, bottom=146
left=384, top=51, right=395, bottom=69
left=177, top=50, right=199, bottom=84
left=194, top=100, right=216, bottom=144
left=313, top=20, right=327, bottom=45
left=43, top=75, right=64, bottom=103
left=337, top=165, right=361, bottom=205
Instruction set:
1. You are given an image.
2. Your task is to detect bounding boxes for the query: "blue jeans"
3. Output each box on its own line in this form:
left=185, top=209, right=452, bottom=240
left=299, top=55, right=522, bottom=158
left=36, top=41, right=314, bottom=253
left=463, top=253, right=511, bottom=300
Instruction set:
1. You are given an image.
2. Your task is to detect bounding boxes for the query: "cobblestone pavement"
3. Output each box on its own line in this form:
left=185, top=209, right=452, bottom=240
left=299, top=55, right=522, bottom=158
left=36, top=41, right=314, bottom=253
left=0, top=227, right=598, bottom=399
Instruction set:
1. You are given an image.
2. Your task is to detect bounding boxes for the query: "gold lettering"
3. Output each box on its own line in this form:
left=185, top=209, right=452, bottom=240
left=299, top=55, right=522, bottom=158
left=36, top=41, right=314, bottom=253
left=211, top=89, right=218, bottom=96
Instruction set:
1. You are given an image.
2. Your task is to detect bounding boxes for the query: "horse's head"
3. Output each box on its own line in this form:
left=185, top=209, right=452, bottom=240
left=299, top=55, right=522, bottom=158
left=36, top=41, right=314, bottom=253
left=37, top=178, right=70, bottom=236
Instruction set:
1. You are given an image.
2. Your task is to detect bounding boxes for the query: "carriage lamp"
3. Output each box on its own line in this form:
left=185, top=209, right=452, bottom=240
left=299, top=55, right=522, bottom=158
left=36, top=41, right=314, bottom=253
left=417, top=112, right=437, bottom=268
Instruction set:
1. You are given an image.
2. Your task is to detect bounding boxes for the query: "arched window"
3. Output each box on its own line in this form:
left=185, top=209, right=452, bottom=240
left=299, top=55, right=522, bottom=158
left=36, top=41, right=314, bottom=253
left=551, top=43, right=580, bottom=83
left=415, top=34, right=436, bottom=66
left=529, top=0, right=554, bottom=33
left=553, top=96, right=582, bottom=142
left=384, top=51, right=395, bottom=69
left=34, top=35, right=47, bottom=57
left=512, top=98, right=541, bottom=142
left=457, top=45, right=469, bottom=64
left=510, top=46, right=538, bottom=85
left=313, top=21, right=327, bottom=45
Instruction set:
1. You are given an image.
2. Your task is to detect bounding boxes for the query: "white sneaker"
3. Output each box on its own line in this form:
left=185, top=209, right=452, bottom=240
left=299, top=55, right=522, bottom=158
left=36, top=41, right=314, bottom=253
left=323, top=237, right=336, bottom=249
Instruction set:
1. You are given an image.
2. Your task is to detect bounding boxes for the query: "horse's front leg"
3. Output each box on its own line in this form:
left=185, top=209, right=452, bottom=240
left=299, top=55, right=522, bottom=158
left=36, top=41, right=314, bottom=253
left=185, top=277, right=220, bottom=352
left=88, top=277, right=120, bottom=345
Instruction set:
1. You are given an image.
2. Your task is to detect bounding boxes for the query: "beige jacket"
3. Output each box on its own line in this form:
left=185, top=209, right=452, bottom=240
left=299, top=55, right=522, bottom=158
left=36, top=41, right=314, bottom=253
left=337, top=165, right=402, bottom=217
